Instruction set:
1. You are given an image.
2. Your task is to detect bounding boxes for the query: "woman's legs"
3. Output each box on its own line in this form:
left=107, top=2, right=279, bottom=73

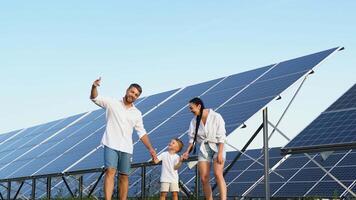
left=214, top=160, right=227, bottom=200
left=198, top=161, right=213, bottom=200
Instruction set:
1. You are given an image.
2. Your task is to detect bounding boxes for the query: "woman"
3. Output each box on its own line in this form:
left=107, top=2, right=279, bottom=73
left=182, top=97, right=227, bottom=200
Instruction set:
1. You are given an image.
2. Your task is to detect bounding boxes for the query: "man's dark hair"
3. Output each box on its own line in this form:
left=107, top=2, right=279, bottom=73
left=129, top=83, right=142, bottom=94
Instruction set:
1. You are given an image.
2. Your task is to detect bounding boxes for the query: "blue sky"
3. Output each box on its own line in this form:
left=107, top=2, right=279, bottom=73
left=1, top=1, right=355, bottom=148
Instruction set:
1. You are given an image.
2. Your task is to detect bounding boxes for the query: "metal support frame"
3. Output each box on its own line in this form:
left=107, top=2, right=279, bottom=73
left=62, top=176, right=75, bottom=197
left=141, top=166, right=146, bottom=199
left=7, top=181, right=10, bottom=200
left=263, top=108, right=270, bottom=200
left=240, top=74, right=312, bottom=198
left=194, top=165, right=199, bottom=200
left=179, top=180, right=193, bottom=198
left=12, top=181, right=24, bottom=200
left=46, top=177, right=51, bottom=200
left=0, top=191, right=4, bottom=200
left=212, top=123, right=264, bottom=191
left=31, top=178, right=36, bottom=200
left=271, top=123, right=356, bottom=197
left=88, top=171, right=105, bottom=197
left=79, top=175, right=83, bottom=199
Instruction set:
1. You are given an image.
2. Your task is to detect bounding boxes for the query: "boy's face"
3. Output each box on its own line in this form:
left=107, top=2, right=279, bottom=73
left=168, top=139, right=180, bottom=152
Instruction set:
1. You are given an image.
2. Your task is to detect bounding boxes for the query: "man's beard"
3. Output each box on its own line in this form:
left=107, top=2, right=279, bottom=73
left=125, top=95, right=135, bottom=103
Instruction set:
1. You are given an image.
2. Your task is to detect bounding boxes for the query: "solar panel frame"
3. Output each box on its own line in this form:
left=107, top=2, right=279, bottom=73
left=282, top=83, right=356, bottom=154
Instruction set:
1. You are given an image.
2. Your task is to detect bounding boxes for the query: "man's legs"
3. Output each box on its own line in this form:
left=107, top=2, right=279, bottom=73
left=104, top=168, right=116, bottom=200
left=118, top=173, right=129, bottom=200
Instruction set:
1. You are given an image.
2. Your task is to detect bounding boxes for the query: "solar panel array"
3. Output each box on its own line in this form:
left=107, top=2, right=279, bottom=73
left=0, top=47, right=344, bottom=199
left=282, top=83, right=356, bottom=154
left=10, top=147, right=353, bottom=199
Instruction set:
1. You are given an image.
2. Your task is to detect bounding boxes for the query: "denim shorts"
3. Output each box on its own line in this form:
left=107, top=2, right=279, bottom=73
left=104, top=146, right=132, bottom=175
left=198, top=143, right=226, bottom=162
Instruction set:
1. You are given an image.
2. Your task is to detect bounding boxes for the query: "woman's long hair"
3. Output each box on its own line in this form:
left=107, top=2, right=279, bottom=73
left=189, top=97, right=205, bottom=154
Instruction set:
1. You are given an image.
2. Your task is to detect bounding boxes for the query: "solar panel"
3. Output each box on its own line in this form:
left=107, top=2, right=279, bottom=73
left=0, top=47, right=344, bottom=199
left=282, top=84, right=356, bottom=154
left=222, top=148, right=356, bottom=198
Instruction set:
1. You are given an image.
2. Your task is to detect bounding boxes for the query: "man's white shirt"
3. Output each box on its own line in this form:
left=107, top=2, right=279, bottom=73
left=92, top=96, right=147, bottom=154
left=157, top=151, right=180, bottom=183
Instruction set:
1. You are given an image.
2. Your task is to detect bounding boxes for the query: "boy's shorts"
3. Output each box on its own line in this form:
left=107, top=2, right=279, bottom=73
left=104, top=146, right=132, bottom=175
left=160, top=182, right=179, bottom=192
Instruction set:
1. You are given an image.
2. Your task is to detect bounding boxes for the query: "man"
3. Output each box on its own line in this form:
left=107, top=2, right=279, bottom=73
left=90, top=77, right=157, bottom=200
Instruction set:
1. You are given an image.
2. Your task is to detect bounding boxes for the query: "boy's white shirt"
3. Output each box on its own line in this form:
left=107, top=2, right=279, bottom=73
left=157, top=151, right=180, bottom=183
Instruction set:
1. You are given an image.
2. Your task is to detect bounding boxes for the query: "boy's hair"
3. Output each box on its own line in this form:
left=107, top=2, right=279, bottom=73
left=174, top=138, right=184, bottom=153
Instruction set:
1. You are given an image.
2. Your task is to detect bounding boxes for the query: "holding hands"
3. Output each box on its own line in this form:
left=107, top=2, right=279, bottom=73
left=181, top=151, right=189, bottom=160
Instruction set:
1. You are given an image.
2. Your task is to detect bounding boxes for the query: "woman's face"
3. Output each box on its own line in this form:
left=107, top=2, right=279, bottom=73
left=189, top=103, right=201, bottom=116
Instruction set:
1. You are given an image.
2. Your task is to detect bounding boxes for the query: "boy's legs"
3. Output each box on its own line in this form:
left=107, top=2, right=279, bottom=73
left=160, top=182, right=169, bottom=200
left=172, top=191, right=179, bottom=200
left=160, top=192, right=168, bottom=200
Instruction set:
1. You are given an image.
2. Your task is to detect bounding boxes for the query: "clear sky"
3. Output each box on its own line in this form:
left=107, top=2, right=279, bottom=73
left=1, top=1, right=355, bottom=149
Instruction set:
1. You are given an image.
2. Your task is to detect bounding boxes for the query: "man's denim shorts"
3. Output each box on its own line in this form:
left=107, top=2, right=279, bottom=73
left=104, top=146, right=132, bottom=175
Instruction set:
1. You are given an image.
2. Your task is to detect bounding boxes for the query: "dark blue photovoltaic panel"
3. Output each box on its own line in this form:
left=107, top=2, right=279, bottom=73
left=259, top=47, right=338, bottom=81
left=136, top=89, right=179, bottom=114
left=208, top=65, right=273, bottom=93
left=326, top=84, right=356, bottom=111
left=66, top=147, right=104, bottom=172
left=0, top=130, right=20, bottom=143
left=0, top=47, right=343, bottom=193
left=282, top=84, right=356, bottom=153
left=308, top=181, right=353, bottom=197
left=247, top=150, right=356, bottom=198
left=0, top=113, right=85, bottom=179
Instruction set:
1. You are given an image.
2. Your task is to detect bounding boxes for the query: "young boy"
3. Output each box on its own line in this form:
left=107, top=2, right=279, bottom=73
left=154, top=138, right=184, bottom=200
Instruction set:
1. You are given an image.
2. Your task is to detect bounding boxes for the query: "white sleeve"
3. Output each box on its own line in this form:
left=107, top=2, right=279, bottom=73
left=135, top=112, right=147, bottom=139
left=216, top=114, right=227, bottom=143
left=174, top=155, right=180, bottom=165
left=91, top=96, right=113, bottom=109
left=188, top=119, right=195, bottom=144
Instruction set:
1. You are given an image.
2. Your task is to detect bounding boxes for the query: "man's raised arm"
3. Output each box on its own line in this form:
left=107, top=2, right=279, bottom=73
left=90, top=77, right=101, bottom=99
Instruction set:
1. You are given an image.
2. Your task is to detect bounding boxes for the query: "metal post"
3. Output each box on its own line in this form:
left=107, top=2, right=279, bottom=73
left=7, top=181, right=10, bottom=200
left=62, top=177, right=75, bottom=198
left=47, top=177, right=51, bottom=200
left=195, top=165, right=199, bottom=200
left=88, top=171, right=105, bottom=198
left=141, top=166, right=146, bottom=199
left=79, top=175, right=83, bottom=199
left=263, top=108, right=270, bottom=200
left=13, top=181, right=24, bottom=200
left=31, top=178, right=36, bottom=200
left=212, top=123, right=264, bottom=191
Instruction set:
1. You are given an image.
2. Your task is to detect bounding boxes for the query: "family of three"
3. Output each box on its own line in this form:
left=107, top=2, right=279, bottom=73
left=90, top=78, right=227, bottom=200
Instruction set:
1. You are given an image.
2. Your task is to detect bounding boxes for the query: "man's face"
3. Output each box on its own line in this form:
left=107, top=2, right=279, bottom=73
left=188, top=103, right=200, bottom=116
left=125, top=87, right=141, bottom=104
